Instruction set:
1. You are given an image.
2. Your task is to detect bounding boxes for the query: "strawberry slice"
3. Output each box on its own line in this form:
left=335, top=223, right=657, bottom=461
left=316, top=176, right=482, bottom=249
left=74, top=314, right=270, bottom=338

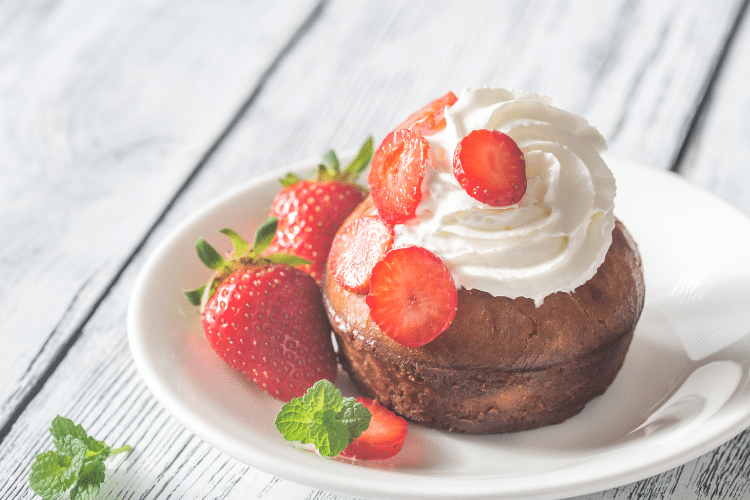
left=328, top=215, right=394, bottom=294
left=453, top=129, right=527, bottom=207
left=368, top=129, right=430, bottom=224
left=393, top=91, right=458, bottom=136
left=340, top=397, right=407, bottom=460
left=366, top=246, right=457, bottom=348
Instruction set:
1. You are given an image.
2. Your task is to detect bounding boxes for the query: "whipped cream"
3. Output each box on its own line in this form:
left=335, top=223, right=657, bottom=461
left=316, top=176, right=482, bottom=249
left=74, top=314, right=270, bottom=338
left=393, top=87, right=616, bottom=306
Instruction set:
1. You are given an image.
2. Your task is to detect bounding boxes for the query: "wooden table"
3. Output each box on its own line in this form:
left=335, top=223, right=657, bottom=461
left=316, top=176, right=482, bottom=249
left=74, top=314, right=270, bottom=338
left=2, top=1, right=750, bottom=498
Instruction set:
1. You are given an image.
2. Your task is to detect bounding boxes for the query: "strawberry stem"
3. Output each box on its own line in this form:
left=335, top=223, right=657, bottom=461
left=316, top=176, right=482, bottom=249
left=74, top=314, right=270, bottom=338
left=109, top=445, right=132, bottom=457
left=219, top=228, right=251, bottom=258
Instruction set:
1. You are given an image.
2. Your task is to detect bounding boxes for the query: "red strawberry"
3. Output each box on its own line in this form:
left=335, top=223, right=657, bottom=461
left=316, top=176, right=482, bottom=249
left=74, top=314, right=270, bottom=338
left=340, top=398, right=407, bottom=460
left=266, top=138, right=373, bottom=286
left=453, top=129, right=527, bottom=207
left=185, top=219, right=338, bottom=401
left=366, top=246, right=458, bottom=348
left=393, top=91, right=458, bottom=136
left=328, top=215, right=394, bottom=294
left=368, top=129, right=431, bottom=224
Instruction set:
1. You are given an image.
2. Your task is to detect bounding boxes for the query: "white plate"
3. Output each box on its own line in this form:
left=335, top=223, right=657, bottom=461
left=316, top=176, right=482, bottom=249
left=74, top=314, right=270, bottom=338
left=128, top=157, right=750, bottom=500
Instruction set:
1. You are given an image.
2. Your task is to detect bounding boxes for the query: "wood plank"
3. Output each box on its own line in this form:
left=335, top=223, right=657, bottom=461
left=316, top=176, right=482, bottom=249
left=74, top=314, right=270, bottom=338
left=0, top=0, right=322, bottom=431
left=1, top=0, right=748, bottom=499
left=577, top=6, right=750, bottom=499
left=212, top=0, right=742, bottom=171
left=570, top=7, right=750, bottom=500
left=678, top=1, right=750, bottom=215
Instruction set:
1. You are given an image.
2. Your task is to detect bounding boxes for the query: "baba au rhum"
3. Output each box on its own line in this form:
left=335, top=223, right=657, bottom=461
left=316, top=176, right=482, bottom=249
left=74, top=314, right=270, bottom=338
left=323, top=87, right=645, bottom=433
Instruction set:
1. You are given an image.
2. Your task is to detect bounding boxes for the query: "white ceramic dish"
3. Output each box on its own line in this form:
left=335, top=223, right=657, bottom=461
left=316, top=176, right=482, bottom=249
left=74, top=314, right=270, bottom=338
left=128, top=156, right=750, bottom=500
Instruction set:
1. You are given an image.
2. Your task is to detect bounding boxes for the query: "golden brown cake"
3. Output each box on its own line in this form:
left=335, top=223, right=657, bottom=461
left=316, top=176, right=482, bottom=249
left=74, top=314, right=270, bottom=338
left=323, top=87, right=645, bottom=433
left=323, top=196, right=644, bottom=433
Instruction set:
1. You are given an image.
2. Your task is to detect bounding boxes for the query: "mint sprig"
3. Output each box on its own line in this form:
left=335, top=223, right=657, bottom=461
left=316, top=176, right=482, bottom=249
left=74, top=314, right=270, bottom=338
left=275, top=380, right=371, bottom=457
left=29, top=416, right=131, bottom=500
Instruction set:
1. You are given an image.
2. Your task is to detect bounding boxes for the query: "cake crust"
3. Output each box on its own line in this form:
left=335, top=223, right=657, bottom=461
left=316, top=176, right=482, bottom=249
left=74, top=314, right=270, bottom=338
left=323, top=196, right=645, bottom=433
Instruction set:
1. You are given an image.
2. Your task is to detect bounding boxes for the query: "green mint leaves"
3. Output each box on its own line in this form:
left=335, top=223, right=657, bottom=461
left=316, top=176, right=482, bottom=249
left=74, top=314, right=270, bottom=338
left=29, top=416, right=131, bottom=500
left=275, top=380, right=371, bottom=457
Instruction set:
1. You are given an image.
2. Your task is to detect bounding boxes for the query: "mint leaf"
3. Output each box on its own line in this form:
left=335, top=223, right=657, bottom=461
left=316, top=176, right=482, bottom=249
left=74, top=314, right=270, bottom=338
left=337, top=397, right=372, bottom=443
left=55, top=435, right=87, bottom=461
left=51, top=415, right=112, bottom=461
left=29, top=416, right=131, bottom=500
left=85, top=441, right=109, bottom=462
left=70, top=459, right=106, bottom=500
left=308, top=410, right=350, bottom=457
left=274, top=398, right=311, bottom=443
left=275, top=380, right=371, bottom=457
left=302, top=379, right=345, bottom=414
left=50, top=416, right=88, bottom=452
left=30, top=441, right=85, bottom=500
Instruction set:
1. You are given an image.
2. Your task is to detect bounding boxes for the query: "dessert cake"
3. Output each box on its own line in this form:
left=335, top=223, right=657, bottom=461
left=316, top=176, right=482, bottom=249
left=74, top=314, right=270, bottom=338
left=323, top=87, right=645, bottom=434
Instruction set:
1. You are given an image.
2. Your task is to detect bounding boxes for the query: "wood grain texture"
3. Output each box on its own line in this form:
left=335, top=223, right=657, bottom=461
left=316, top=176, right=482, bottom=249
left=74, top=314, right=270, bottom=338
left=212, top=0, right=741, bottom=170
left=0, top=0, right=321, bottom=431
left=679, top=1, right=750, bottom=215
left=1, top=0, right=750, bottom=499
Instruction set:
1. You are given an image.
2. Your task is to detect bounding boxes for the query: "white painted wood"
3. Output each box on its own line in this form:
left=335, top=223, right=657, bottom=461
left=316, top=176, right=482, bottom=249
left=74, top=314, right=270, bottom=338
left=679, top=5, right=750, bottom=216
left=1, top=0, right=750, bottom=499
left=0, top=0, right=321, bottom=429
left=220, top=0, right=742, bottom=171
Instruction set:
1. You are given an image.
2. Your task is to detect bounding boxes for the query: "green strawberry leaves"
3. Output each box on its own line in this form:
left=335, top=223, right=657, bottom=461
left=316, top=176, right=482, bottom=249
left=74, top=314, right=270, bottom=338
left=316, top=136, right=374, bottom=183
left=185, top=216, right=309, bottom=306
left=343, top=136, right=374, bottom=181
left=29, top=416, right=131, bottom=500
left=283, top=136, right=374, bottom=186
left=275, top=380, right=371, bottom=457
left=185, top=136, right=375, bottom=306
left=303, top=136, right=375, bottom=184
left=321, top=149, right=340, bottom=173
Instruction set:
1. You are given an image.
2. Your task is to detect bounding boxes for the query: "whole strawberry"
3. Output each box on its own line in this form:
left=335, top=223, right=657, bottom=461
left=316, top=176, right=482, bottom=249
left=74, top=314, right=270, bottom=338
left=266, top=138, right=373, bottom=285
left=185, top=218, right=338, bottom=401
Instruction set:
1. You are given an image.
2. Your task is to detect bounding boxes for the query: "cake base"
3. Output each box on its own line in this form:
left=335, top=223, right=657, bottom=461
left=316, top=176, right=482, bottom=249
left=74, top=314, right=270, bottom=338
left=323, top=197, right=644, bottom=434
left=337, top=326, right=633, bottom=433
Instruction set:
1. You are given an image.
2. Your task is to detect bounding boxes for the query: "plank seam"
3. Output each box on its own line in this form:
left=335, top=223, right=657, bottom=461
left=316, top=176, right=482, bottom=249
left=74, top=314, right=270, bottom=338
left=669, top=0, right=750, bottom=173
left=0, top=0, right=330, bottom=448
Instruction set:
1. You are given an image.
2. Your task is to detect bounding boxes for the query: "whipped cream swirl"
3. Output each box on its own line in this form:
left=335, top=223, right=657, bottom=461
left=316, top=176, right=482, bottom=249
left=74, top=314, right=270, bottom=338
left=393, top=87, right=616, bottom=305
